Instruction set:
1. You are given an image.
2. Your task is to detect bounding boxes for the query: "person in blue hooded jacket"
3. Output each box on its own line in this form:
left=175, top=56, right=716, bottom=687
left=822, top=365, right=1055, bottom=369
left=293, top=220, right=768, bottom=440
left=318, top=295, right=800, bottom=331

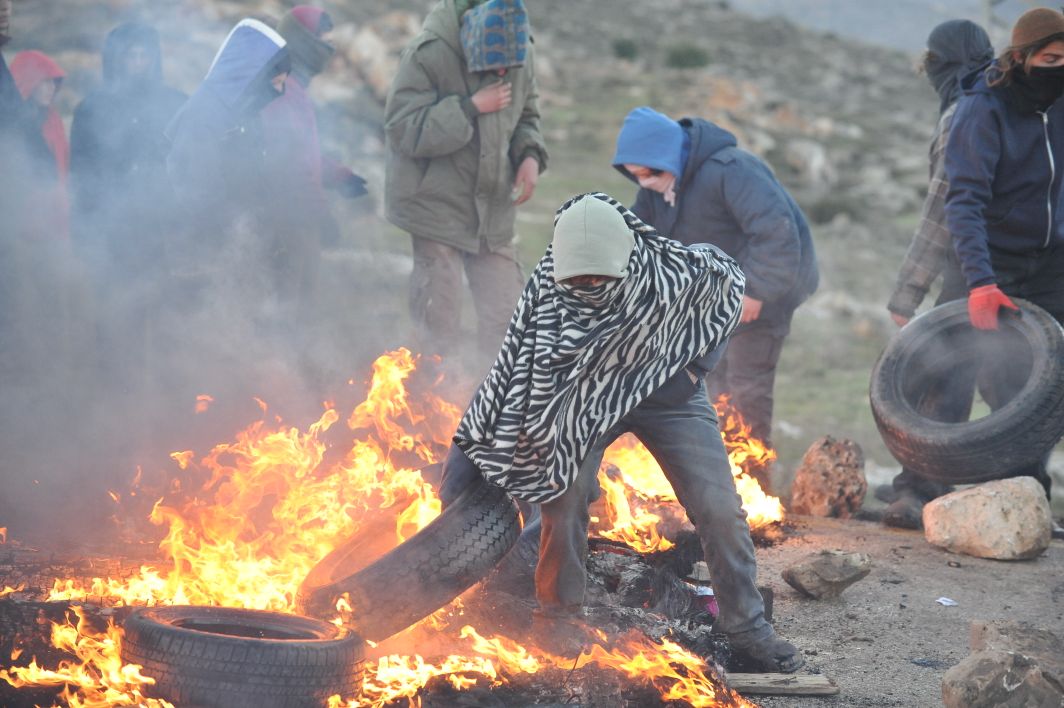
left=612, top=107, right=818, bottom=492
left=943, top=7, right=1064, bottom=506
left=165, top=18, right=290, bottom=275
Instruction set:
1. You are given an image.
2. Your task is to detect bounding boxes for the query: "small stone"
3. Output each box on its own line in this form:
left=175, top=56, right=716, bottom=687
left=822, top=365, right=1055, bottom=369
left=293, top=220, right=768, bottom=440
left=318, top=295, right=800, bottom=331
left=781, top=550, right=872, bottom=599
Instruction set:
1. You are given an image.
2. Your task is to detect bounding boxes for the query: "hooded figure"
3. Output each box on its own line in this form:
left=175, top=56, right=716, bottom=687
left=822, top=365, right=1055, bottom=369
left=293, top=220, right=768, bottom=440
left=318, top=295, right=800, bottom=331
left=881, top=20, right=994, bottom=529
left=441, top=193, right=804, bottom=672
left=166, top=18, right=289, bottom=242
left=10, top=50, right=69, bottom=240
left=384, top=0, right=548, bottom=365
left=260, top=6, right=365, bottom=308
left=611, top=107, right=817, bottom=482
left=70, top=23, right=187, bottom=260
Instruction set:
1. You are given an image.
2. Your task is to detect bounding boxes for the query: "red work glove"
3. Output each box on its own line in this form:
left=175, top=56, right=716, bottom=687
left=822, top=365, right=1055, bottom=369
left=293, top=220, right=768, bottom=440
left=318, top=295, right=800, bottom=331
left=967, top=284, right=1019, bottom=330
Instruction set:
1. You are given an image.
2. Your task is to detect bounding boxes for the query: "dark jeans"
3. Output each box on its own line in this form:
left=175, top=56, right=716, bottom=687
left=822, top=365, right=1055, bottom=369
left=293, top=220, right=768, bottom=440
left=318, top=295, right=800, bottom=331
left=893, top=267, right=969, bottom=501
left=707, top=321, right=786, bottom=493
left=442, top=378, right=773, bottom=643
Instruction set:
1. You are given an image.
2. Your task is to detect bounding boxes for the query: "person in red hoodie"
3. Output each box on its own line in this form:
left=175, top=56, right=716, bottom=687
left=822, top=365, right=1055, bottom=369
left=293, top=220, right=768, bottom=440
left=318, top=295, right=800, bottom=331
left=10, top=50, right=69, bottom=240
left=261, top=5, right=366, bottom=310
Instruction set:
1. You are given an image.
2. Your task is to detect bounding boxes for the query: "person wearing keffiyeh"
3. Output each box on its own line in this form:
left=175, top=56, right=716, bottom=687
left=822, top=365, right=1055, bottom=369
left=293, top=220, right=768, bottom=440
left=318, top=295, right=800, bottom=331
left=440, top=192, right=805, bottom=672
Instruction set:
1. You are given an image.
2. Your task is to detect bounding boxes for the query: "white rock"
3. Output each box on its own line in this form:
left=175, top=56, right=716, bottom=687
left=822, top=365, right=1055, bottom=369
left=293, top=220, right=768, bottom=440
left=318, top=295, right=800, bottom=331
left=923, top=477, right=1052, bottom=560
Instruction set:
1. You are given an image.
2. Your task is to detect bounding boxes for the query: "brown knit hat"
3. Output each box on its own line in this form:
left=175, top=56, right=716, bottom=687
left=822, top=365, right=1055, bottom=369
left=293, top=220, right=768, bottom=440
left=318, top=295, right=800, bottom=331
left=1010, top=7, right=1064, bottom=49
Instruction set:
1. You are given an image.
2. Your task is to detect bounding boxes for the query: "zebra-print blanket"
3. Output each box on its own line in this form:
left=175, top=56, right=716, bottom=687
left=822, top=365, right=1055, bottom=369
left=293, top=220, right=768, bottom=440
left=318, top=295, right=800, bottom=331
left=453, top=192, right=745, bottom=503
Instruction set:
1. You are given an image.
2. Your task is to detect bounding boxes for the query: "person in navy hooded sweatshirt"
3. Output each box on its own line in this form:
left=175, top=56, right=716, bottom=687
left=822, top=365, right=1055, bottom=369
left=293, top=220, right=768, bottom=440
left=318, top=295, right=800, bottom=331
left=165, top=18, right=290, bottom=281
left=944, top=7, right=1064, bottom=519
left=612, top=107, right=818, bottom=494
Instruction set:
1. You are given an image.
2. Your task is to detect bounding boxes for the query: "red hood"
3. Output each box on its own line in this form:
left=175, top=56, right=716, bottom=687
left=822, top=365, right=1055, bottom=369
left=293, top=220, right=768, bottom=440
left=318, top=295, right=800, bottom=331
left=10, top=50, right=65, bottom=99
left=291, top=6, right=326, bottom=34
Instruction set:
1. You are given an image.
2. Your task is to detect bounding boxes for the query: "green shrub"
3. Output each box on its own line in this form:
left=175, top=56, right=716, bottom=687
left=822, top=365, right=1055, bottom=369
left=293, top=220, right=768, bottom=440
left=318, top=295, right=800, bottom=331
left=612, top=38, right=639, bottom=61
left=665, top=43, right=710, bottom=69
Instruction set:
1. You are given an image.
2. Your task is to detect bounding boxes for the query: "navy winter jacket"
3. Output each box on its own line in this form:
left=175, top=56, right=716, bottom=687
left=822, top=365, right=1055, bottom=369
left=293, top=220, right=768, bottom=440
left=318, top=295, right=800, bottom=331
left=945, top=71, right=1064, bottom=288
left=615, top=118, right=818, bottom=328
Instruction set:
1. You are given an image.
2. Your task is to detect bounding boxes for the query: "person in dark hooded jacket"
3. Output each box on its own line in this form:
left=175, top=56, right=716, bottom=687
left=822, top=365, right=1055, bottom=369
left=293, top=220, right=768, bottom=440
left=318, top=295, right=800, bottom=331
left=70, top=22, right=186, bottom=273
left=261, top=6, right=366, bottom=309
left=612, top=107, right=818, bottom=493
left=879, top=20, right=994, bottom=529
left=165, top=18, right=290, bottom=277
left=940, top=8, right=1064, bottom=527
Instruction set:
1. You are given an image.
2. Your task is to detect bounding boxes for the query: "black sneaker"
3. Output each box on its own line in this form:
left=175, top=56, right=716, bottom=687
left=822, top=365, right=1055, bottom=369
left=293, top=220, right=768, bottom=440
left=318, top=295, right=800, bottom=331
left=873, top=483, right=899, bottom=504
left=882, top=491, right=925, bottom=530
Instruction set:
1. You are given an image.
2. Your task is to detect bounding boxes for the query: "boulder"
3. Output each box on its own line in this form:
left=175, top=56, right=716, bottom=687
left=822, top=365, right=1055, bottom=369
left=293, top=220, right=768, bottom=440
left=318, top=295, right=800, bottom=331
left=789, top=436, right=866, bottom=518
left=969, top=620, right=1064, bottom=683
left=941, top=650, right=1064, bottom=708
left=923, top=477, right=1052, bottom=560
left=781, top=550, right=872, bottom=599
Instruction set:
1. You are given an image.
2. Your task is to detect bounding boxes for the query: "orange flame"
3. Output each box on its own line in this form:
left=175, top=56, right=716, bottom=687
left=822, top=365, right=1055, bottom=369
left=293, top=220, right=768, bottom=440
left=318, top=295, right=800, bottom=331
left=597, top=394, right=784, bottom=551
left=0, top=526, right=6, bottom=544
left=0, top=583, right=24, bottom=598
left=194, top=394, right=214, bottom=414
left=0, top=608, right=173, bottom=707
left=47, top=349, right=457, bottom=611
left=8, top=350, right=767, bottom=707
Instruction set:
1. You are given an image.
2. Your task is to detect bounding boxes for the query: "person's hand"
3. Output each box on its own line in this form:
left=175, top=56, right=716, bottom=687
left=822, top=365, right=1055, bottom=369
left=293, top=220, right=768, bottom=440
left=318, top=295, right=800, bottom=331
left=512, top=156, right=539, bottom=205
left=891, top=312, right=910, bottom=327
left=740, top=295, right=763, bottom=324
left=967, top=284, right=1018, bottom=330
left=336, top=172, right=368, bottom=199
left=471, top=80, right=512, bottom=114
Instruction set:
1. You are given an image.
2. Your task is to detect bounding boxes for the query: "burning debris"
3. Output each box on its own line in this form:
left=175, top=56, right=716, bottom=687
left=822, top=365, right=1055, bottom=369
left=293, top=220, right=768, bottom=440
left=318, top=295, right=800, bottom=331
left=0, top=349, right=785, bottom=707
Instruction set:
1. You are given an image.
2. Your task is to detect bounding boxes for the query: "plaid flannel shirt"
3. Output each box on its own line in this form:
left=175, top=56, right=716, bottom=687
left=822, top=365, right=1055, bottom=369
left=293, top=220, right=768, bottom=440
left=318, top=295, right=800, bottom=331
left=887, top=106, right=957, bottom=319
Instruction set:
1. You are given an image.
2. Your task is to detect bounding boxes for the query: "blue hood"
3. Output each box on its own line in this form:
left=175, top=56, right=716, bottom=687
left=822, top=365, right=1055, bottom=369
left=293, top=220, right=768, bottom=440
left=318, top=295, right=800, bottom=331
left=612, top=106, right=686, bottom=179
left=201, top=19, right=288, bottom=111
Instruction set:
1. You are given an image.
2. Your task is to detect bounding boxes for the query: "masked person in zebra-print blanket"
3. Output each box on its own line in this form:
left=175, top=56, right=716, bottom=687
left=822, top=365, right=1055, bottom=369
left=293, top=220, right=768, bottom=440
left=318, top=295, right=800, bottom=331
left=439, top=192, right=804, bottom=671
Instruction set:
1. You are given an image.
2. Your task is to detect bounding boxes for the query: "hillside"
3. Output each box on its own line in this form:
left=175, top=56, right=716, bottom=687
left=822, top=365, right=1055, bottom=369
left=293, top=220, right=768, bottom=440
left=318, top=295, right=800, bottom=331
left=3, top=0, right=1061, bottom=507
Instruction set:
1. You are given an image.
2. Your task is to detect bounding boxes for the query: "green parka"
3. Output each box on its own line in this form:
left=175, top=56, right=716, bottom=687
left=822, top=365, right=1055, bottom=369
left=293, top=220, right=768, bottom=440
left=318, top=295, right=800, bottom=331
left=384, top=0, right=548, bottom=252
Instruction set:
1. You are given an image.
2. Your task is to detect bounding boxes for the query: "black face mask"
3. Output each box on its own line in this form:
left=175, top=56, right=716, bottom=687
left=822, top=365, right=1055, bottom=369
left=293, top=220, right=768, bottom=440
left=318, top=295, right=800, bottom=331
left=1009, top=64, right=1064, bottom=112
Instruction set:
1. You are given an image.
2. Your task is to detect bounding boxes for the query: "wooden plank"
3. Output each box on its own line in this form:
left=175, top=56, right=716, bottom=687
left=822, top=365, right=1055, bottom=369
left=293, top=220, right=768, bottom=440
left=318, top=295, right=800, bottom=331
left=727, top=672, right=840, bottom=696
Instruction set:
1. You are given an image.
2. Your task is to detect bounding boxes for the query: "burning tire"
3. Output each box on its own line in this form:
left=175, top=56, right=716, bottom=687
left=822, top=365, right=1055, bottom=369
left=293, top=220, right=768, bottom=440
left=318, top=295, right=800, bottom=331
left=870, top=298, right=1064, bottom=483
left=120, top=606, right=364, bottom=708
left=297, top=475, right=521, bottom=642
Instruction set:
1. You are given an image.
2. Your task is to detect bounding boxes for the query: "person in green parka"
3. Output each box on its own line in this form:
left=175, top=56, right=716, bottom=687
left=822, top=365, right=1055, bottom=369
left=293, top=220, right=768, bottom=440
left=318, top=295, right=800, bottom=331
left=384, top=0, right=548, bottom=367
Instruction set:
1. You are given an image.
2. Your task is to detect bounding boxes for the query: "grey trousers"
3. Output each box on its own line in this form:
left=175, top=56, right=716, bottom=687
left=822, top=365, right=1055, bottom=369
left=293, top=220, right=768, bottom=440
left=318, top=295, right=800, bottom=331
left=536, top=376, right=772, bottom=641
left=409, top=237, right=525, bottom=362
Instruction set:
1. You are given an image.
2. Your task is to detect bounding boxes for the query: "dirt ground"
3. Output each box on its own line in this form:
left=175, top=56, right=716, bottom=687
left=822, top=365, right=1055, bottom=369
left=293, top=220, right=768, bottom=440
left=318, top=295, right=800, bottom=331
left=745, top=514, right=1064, bottom=707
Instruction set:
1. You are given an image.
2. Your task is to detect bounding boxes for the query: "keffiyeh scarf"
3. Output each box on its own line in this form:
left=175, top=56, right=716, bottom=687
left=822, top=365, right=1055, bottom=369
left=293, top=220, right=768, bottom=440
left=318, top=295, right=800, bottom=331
left=454, top=193, right=745, bottom=503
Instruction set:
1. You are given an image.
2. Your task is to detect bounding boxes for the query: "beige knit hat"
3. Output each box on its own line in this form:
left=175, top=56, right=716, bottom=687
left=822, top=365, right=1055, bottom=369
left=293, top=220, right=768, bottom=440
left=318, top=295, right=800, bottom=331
left=1010, top=7, right=1064, bottom=49
left=552, top=197, right=635, bottom=282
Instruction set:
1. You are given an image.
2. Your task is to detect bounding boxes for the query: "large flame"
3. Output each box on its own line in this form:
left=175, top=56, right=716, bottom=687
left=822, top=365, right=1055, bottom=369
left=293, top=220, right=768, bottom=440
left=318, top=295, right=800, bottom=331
left=0, top=607, right=172, bottom=707
left=3, top=349, right=774, bottom=706
left=47, top=349, right=454, bottom=611
left=596, top=394, right=784, bottom=553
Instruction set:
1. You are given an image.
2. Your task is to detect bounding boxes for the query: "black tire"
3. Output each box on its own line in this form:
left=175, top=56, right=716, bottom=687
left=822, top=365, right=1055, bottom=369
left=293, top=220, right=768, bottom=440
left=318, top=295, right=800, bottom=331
left=120, top=606, right=364, bottom=708
left=870, top=298, right=1064, bottom=483
left=296, top=475, right=521, bottom=642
